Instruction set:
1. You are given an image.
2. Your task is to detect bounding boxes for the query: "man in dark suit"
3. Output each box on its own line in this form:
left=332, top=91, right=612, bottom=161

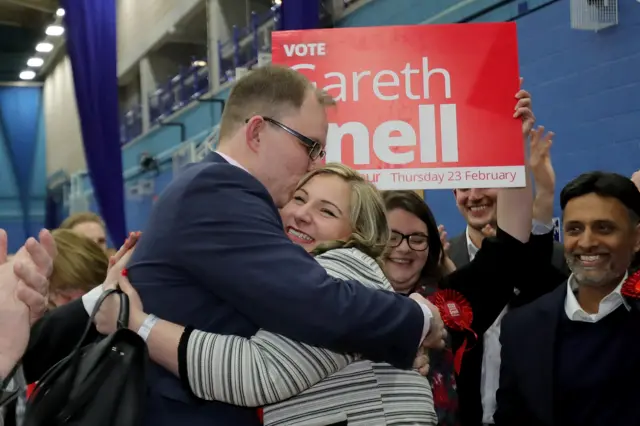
left=495, top=171, right=640, bottom=426
left=70, top=65, right=441, bottom=426
left=446, top=131, right=569, bottom=426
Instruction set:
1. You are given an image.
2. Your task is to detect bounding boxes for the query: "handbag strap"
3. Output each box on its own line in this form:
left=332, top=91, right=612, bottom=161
left=67, top=288, right=131, bottom=373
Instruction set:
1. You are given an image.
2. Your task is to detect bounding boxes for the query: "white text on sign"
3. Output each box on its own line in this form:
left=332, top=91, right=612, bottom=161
left=284, top=43, right=327, bottom=57
left=292, top=57, right=457, bottom=167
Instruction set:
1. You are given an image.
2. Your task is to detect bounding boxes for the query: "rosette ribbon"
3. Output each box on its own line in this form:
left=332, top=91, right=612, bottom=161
left=621, top=270, right=640, bottom=311
left=428, top=289, right=476, bottom=375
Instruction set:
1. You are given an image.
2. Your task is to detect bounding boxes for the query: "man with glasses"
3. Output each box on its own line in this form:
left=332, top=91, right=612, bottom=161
left=36, top=65, right=444, bottom=426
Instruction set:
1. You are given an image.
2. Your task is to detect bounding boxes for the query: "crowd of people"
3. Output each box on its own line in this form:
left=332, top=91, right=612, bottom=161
left=1, top=64, right=639, bottom=426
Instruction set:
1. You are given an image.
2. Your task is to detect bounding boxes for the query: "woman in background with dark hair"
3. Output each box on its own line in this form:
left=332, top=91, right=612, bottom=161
left=381, top=178, right=564, bottom=426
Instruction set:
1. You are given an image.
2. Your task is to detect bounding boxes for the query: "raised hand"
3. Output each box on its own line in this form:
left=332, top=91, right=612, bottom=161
left=438, top=225, right=450, bottom=254
left=529, top=126, right=555, bottom=194
left=9, top=229, right=56, bottom=325
left=514, top=78, right=535, bottom=140
left=0, top=229, right=57, bottom=377
left=631, top=170, right=640, bottom=191
left=104, top=231, right=141, bottom=288
left=481, top=224, right=496, bottom=238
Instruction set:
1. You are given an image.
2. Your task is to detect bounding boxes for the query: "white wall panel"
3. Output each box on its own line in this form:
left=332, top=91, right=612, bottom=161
left=43, top=54, right=86, bottom=175
left=117, top=0, right=203, bottom=77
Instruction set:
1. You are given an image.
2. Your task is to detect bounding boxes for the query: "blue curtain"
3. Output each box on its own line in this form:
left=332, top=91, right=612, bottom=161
left=62, top=0, right=126, bottom=245
left=0, top=86, right=43, bottom=240
left=281, top=0, right=320, bottom=30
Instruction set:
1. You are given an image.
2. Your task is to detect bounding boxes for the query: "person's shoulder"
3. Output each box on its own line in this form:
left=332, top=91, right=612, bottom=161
left=504, top=283, right=566, bottom=331
left=171, top=159, right=271, bottom=203
left=316, top=248, right=392, bottom=291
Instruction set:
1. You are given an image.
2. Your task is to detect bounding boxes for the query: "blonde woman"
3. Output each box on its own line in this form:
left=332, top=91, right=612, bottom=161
left=48, top=229, right=109, bottom=309
left=98, top=163, right=438, bottom=426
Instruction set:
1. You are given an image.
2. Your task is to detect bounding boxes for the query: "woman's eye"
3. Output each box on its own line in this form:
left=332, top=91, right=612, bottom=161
left=293, top=196, right=305, bottom=203
left=321, top=209, right=337, bottom=218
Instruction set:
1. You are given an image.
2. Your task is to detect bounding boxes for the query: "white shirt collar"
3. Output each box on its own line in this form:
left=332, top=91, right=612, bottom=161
left=564, top=272, right=630, bottom=322
left=216, top=151, right=249, bottom=173
left=465, top=226, right=480, bottom=261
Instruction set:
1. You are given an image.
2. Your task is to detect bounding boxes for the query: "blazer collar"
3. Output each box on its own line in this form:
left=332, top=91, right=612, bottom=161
left=203, top=151, right=227, bottom=164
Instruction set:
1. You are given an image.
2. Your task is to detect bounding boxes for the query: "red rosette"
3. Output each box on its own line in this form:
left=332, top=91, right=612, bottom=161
left=428, top=289, right=477, bottom=375
left=621, top=270, right=640, bottom=311
left=621, top=270, right=640, bottom=299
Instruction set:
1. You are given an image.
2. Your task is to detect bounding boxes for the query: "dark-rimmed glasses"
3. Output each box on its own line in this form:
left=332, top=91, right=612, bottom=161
left=246, top=116, right=325, bottom=161
left=389, top=231, right=429, bottom=251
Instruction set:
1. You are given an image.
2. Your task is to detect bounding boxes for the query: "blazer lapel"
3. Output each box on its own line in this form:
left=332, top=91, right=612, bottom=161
left=528, top=284, right=566, bottom=426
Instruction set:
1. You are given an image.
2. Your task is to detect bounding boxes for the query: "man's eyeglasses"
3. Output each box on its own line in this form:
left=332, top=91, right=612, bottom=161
left=247, top=116, right=326, bottom=161
left=389, top=231, right=429, bottom=251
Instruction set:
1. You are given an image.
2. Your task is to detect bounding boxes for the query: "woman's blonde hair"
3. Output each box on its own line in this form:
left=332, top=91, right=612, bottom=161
left=297, top=163, right=389, bottom=260
left=50, top=229, right=109, bottom=296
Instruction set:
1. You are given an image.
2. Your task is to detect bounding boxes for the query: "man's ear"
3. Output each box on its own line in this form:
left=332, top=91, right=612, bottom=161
left=452, top=189, right=457, bottom=198
left=244, top=116, right=264, bottom=153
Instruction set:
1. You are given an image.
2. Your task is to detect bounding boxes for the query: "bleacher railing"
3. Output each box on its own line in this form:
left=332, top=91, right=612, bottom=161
left=120, top=0, right=364, bottom=145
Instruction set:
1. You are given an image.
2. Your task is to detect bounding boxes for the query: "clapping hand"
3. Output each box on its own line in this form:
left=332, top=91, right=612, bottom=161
left=529, top=126, right=555, bottom=193
left=94, top=232, right=143, bottom=334
left=631, top=170, right=640, bottom=191
left=0, top=229, right=57, bottom=378
left=438, top=225, right=450, bottom=254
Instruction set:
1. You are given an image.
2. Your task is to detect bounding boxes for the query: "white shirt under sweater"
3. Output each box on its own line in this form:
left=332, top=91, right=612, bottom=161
left=471, top=221, right=553, bottom=425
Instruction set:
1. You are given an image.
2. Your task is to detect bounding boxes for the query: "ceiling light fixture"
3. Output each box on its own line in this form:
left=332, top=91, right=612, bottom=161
left=35, top=42, right=54, bottom=53
left=46, top=25, right=65, bottom=36
left=56, top=8, right=65, bottom=17
left=20, top=71, right=36, bottom=80
left=27, top=57, right=44, bottom=67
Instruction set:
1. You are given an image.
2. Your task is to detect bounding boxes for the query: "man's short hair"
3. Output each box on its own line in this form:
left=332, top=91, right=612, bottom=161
left=59, top=212, right=105, bottom=230
left=560, top=171, right=640, bottom=223
left=218, top=65, right=335, bottom=140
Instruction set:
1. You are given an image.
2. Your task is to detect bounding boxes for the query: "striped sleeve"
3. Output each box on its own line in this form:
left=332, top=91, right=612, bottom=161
left=186, top=329, right=354, bottom=406
left=185, top=249, right=388, bottom=406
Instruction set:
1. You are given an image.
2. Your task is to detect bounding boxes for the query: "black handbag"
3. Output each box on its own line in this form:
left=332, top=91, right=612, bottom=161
left=24, top=289, right=148, bottom=426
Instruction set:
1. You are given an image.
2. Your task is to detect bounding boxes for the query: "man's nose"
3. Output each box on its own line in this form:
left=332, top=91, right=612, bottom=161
left=468, top=189, right=484, bottom=200
left=576, top=229, right=598, bottom=250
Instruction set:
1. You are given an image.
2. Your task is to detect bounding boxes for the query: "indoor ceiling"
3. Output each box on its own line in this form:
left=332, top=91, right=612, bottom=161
left=0, top=0, right=59, bottom=82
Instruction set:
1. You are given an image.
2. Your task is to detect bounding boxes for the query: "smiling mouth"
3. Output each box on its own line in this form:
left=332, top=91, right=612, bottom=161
left=286, top=227, right=315, bottom=244
left=388, top=258, right=413, bottom=265
left=575, top=254, right=608, bottom=268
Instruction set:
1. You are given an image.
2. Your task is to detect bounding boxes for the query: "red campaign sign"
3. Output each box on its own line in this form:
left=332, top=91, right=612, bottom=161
left=272, top=23, right=525, bottom=190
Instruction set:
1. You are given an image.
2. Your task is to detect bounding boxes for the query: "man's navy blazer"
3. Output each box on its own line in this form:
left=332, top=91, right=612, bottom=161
left=125, top=152, right=426, bottom=426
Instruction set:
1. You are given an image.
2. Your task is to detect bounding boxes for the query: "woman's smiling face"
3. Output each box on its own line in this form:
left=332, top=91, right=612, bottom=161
left=280, top=173, right=353, bottom=252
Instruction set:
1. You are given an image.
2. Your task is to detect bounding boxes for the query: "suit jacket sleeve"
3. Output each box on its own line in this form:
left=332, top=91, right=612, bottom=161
left=173, top=166, right=424, bottom=369
left=513, top=233, right=569, bottom=307
left=439, top=228, right=525, bottom=343
left=23, top=298, right=97, bottom=383
left=493, top=312, right=527, bottom=425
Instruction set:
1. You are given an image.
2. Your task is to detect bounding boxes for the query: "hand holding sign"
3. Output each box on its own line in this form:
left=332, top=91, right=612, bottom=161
left=515, top=78, right=535, bottom=140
